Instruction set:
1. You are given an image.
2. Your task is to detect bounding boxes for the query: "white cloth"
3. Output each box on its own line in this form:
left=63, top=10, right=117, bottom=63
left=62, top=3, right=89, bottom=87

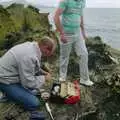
left=59, top=30, right=89, bottom=81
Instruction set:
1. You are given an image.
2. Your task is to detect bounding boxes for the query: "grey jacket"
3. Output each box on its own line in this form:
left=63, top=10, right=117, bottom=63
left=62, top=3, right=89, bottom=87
left=0, top=42, right=45, bottom=89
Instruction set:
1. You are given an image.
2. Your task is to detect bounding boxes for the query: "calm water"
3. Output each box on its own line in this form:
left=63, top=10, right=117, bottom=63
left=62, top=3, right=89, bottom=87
left=40, top=8, right=120, bottom=50
left=84, top=8, right=120, bottom=50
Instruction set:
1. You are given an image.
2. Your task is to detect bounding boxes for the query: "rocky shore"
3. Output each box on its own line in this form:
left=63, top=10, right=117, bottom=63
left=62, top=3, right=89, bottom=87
left=0, top=4, right=120, bottom=120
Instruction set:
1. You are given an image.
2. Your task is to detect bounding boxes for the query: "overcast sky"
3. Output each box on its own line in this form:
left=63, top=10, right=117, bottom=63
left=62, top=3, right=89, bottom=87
left=0, top=0, right=120, bottom=8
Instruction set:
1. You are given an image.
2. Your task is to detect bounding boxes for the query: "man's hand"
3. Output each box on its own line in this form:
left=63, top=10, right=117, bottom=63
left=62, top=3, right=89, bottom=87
left=42, top=63, right=51, bottom=73
left=60, top=33, right=67, bottom=43
left=45, top=72, right=51, bottom=81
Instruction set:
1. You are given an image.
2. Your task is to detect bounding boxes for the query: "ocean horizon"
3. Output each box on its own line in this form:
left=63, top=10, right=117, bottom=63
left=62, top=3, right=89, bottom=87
left=40, top=8, right=120, bottom=50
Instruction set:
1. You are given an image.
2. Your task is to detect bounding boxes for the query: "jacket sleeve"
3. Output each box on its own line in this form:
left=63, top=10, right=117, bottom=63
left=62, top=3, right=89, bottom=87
left=18, top=56, right=45, bottom=89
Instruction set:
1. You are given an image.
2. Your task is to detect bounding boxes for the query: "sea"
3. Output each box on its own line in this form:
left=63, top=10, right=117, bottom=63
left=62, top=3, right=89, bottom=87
left=40, top=8, right=120, bottom=50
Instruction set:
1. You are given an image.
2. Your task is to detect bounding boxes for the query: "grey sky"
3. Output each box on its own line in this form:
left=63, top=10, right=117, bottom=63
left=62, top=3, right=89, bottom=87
left=0, top=0, right=120, bottom=8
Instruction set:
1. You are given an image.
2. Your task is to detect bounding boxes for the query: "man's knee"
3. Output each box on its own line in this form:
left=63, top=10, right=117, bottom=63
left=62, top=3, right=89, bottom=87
left=25, top=96, right=40, bottom=111
left=77, top=50, right=88, bottom=59
left=82, top=50, right=88, bottom=57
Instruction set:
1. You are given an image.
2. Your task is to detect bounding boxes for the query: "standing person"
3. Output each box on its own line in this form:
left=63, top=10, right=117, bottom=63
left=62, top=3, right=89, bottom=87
left=54, top=0, right=93, bottom=86
left=0, top=37, right=56, bottom=120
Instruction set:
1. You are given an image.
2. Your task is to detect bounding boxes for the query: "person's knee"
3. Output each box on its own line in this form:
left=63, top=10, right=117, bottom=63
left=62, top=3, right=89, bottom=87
left=82, top=50, right=88, bottom=57
left=77, top=50, right=88, bottom=59
left=31, top=97, right=40, bottom=108
left=25, top=97, right=40, bottom=111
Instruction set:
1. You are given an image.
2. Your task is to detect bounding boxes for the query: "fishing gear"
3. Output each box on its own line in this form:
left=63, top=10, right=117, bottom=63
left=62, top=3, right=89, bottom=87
left=50, top=80, right=80, bottom=104
left=45, top=102, right=55, bottom=120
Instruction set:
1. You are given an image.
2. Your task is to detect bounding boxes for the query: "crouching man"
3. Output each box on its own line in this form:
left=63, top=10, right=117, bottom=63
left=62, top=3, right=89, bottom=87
left=0, top=37, right=56, bottom=120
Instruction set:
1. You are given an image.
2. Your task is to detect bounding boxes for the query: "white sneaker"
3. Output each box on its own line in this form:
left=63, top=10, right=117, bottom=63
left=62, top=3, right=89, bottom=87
left=59, top=77, right=66, bottom=82
left=80, top=78, right=94, bottom=86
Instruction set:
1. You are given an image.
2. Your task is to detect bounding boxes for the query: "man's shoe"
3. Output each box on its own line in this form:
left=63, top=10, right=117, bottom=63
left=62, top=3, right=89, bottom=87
left=80, top=79, right=94, bottom=86
left=30, top=111, right=45, bottom=120
left=0, top=92, right=8, bottom=102
left=59, top=77, right=66, bottom=82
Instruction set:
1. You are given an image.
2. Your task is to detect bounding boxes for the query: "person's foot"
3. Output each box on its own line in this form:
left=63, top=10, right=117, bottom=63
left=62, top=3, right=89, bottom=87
left=59, top=77, right=66, bottom=82
left=0, top=92, right=8, bottom=102
left=80, top=78, right=94, bottom=86
left=30, top=111, right=45, bottom=120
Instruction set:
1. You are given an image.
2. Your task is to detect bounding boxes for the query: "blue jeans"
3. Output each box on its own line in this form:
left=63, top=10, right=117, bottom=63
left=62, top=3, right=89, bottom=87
left=0, top=83, right=46, bottom=119
left=0, top=83, right=40, bottom=111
